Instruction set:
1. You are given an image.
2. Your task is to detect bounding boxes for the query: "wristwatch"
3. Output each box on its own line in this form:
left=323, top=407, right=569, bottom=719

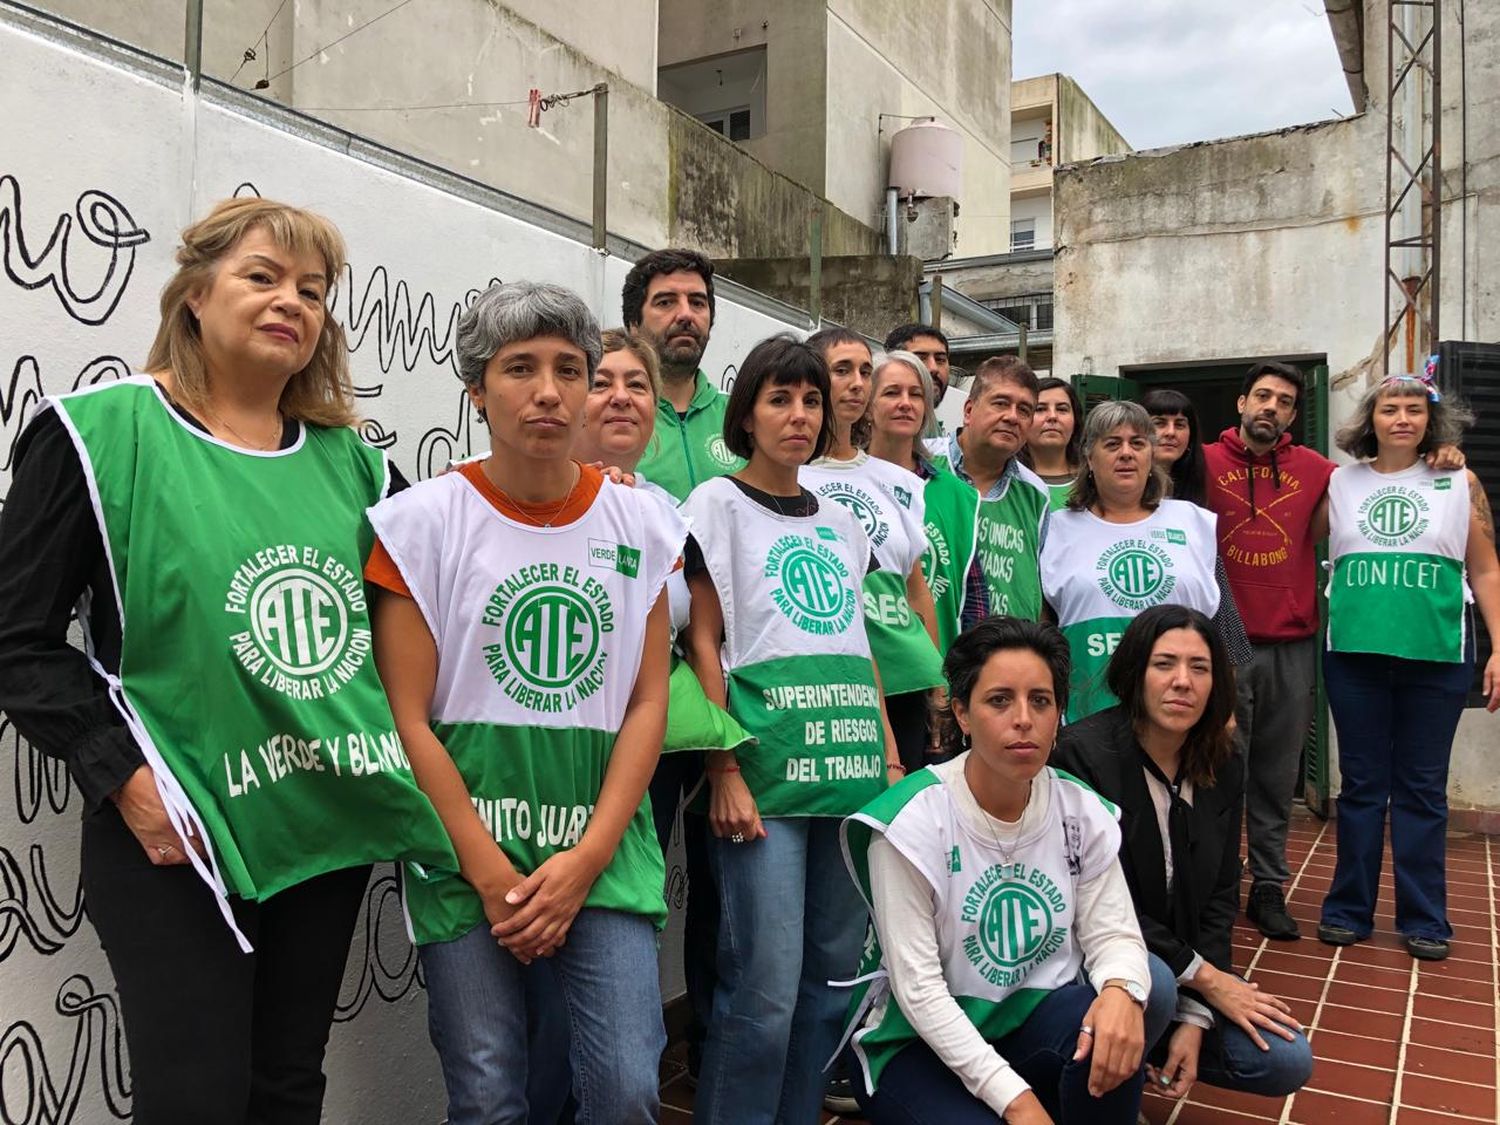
left=1102, top=978, right=1148, bottom=1008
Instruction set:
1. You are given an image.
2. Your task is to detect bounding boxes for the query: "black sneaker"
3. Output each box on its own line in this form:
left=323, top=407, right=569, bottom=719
left=1406, top=935, right=1450, bottom=961
left=1246, top=882, right=1301, bottom=940
left=823, top=1074, right=860, bottom=1114
left=1316, top=922, right=1362, bottom=946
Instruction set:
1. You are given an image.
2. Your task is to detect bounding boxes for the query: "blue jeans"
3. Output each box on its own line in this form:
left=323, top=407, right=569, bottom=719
left=1145, top=955, right=1312, bottom=1098
left=858, top=981, right=1146, bottom=1124
left=695, top=817, right=867, bottom=1125
left=421, top=909, right=665, bottom=1125
left=1320, top=648, right=1472, bottom=941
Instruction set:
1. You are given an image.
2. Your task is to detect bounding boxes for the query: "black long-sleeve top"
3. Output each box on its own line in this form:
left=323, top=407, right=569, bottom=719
left=1052, top=706, right=1244, bottom=979
left=0, top=404, right=404, bottom=809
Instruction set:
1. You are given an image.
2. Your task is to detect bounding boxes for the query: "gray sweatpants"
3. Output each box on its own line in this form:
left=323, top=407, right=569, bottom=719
left=1234, top=636, right=1318, bottom=887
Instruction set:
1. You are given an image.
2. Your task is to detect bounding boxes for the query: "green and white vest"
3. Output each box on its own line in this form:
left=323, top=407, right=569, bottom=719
left=930, top=454, right=1050, bottom=622
left=368, top=473, right=686, bottom=943
left=1327, top=463, right=1472, bottom=663
left=919, top=467, right=980, bottom=655
left=638, top=473, right=757, bottom=758
left=681, top=477, right=886, bottom=817
left=803, top=454, right=945, bottom=696
left=841, top=760, right=1121, bottom=1094
left=48, top=377, right=456, bottom=950
left=1041, top=500, right=1220, bottom=720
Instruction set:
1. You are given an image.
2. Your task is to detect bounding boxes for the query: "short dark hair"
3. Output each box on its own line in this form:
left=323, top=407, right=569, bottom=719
left=621, top=248, right=716, bottom=330
left=1140, top=387, right=1208, bottom=507
left=938, top=617, right=1071, bottom=758
left=969, top=355, right=1039, bottom=402
left=1105, top=605, right=1236, bottom=787
left=884, top=323, right=948, bottom=353
left=1022, top=376, right=1085, bottom=471
left=722, top=334, right=835, bottom=462
left=1241, top=361, right=1305, bottom=409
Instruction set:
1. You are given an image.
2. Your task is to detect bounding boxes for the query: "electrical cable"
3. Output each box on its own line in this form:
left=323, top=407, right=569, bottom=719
left=266, top=0, right=422, bottom=83
left=229, top=0, right=290, bottom=84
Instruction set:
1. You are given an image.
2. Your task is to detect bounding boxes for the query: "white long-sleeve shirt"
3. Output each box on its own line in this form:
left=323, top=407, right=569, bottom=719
left=866, top=761, right=1149, bottom=1116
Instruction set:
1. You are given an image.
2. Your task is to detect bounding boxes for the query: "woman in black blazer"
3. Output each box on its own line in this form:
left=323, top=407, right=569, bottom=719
left=1053, top=605, right=1312, bottom=1105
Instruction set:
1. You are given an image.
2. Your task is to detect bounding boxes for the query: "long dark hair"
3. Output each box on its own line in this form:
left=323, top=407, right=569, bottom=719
left=807, top=326, right=874, bottom=450
left=1105, top=605, right=1235, bottom=787
left=1140, top=388, right=1208, bottom=508
left=938, top=617, right=1071, bottom=757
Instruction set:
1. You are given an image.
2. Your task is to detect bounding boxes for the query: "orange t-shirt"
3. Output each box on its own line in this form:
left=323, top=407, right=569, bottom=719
left=365, top=460, right=603, bottom=597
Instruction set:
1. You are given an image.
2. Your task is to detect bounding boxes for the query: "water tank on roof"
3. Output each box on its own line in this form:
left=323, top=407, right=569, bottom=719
left=888, top=117, right=962, bottom=200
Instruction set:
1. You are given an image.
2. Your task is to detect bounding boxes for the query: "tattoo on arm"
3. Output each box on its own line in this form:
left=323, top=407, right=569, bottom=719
left=1472, top=478, right=1495, bottom=544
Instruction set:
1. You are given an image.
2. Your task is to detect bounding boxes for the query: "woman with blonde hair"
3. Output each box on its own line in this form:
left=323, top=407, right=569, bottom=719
left=0, top=197, right=455, bottom=1123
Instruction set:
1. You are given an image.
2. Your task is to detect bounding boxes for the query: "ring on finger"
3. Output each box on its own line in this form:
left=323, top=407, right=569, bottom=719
left=155, top=844, right=174, bottom=858
left=730, top=832, right=747, bottom=844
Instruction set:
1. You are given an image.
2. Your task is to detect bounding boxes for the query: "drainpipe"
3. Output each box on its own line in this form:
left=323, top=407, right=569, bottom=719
left=886, top=187, right=900, bottom=256
left=1323, top=1, right=1366, bottom=112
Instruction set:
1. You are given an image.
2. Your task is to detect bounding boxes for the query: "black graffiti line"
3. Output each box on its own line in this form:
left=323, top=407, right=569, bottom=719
left=1, top=356, right=46, bottom=478
left=0, top=177, right=149, bottom=326
left=414, top=389, right=477, bottom=482
left=0, top=976, right=132, bottom=1123
left=7, top=714, right=73, bottom=825
left=0, top=843, right=84, bottom=960
left=334, top=868, right=421, bottom=1022
left=340, top=264, right=481, bottom=377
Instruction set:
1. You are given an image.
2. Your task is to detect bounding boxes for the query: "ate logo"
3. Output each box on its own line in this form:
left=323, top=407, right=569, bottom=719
left=1357, top=486, right=1430, bottom=548
left=481, top=564, right=615, bottom=712
left=708, top=435, right=738, bottom=467
left=959, top=862, right=1068, bottom=981
left=507, top=586, right=601, bottom=689
left=226, top=546, right=371, bottom=701
left=765, top=534, right=856, bottom=634
left=818, top=481, right=889, bottom=548
left=921, top=523, right=951, bottom=600
left=1095, top=539, right=1176, bottom=611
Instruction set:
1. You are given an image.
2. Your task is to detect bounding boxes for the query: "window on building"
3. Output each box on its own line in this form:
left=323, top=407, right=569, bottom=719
left=981, top=292, right=1053, bottom=332
left=659, top=47, right=767, bottom=145
left=698, top=107, right=752, bottom=142
left=1010, top=219, right=1036, bottom=252
left=1010, top=137, right=1039, bottom=165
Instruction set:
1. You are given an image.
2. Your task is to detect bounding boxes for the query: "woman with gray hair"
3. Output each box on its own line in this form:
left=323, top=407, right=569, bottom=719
left=366, top=280, right=687, bottom=1122
left=1317, top=368, right=1500, bottom=962
left=867, top=349, right=978, bottom=656
left=1040, top=400, right=1225, bottom=719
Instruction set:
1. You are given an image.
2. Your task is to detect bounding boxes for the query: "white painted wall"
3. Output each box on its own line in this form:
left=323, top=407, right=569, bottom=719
left=1009, top=193, right=1051, bottom=250
left=0, top=12, right=803, bottom=1122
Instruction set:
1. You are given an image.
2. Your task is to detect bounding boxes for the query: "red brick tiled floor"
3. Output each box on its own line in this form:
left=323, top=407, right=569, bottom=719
left=659, top=807, right=1500, bottom=1123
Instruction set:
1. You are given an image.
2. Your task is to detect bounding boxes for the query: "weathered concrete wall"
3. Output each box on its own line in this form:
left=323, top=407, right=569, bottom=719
left=944, top=253, right=1054, bottom=303
left=1053, top=116, right=1385, bottom=386
left=668, top=109, right=881, bottom=258
left=1054, top=74, right=1129, bottom=164
left=35, top=0, right=880, bottom=267
left=716, top=254, right=921, bottom=338
left=826, top=0, right=1011, bottom=257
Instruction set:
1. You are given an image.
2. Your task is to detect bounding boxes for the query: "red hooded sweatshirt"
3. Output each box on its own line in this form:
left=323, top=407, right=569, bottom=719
left=1203, top=429, right=1334, bottom=643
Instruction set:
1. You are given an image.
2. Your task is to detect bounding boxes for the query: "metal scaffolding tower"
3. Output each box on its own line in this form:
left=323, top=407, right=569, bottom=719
left=1383, top=0, right=1442, bottom=376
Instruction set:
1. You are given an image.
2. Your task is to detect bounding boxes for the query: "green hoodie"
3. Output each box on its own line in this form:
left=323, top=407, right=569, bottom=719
left=637, top=370, right=744, bottom=501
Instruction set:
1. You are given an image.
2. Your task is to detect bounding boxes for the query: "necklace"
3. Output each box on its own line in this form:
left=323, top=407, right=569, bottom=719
left=489, top=462, right=581, bottom=527
left=979, top=779, right=1033, bottom=878
left=207, top=406, right=284, bottom=452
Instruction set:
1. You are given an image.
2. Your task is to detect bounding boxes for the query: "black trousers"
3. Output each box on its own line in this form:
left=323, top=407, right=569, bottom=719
left=886, top=690, right=934, bottom=775
left=82, top=802, right=371, bottom=1125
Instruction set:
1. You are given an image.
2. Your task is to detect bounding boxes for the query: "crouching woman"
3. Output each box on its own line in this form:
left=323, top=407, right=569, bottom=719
left=843, top=617, right=1151, bottom=1124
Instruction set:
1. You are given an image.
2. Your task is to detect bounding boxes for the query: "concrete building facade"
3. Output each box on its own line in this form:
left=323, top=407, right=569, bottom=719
left=657, top=0, right=1015, bottom=258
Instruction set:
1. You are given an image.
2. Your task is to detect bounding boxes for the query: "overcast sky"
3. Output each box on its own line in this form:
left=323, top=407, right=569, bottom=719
left=1012, top=1, right=1356, bottom=151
